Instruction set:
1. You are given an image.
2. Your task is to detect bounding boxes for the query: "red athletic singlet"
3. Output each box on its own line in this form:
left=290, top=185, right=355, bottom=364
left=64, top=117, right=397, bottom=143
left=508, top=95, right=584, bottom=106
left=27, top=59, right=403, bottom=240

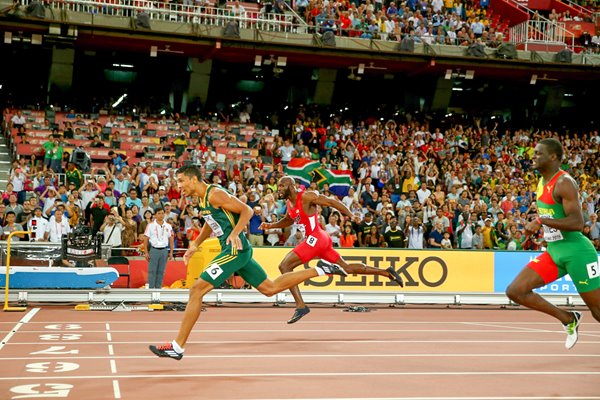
left=287, top=189, right=341, bottom=264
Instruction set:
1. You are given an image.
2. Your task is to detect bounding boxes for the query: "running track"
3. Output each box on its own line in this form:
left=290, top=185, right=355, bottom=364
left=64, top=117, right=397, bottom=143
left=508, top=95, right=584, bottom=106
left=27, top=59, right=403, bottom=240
left=1, top=305, right=599, bottom=400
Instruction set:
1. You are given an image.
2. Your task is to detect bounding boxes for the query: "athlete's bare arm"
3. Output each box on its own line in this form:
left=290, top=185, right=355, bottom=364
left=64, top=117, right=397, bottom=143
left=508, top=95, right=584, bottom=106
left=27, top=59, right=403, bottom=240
left=260, top=213, right=293, bottom=231
left=525, top=175, right=584, bottom=235
left=302, top=190, right=353, bottom=218
left=209, top=187, right=253, bottom=249
left=184, top=222, right=213, bottom=265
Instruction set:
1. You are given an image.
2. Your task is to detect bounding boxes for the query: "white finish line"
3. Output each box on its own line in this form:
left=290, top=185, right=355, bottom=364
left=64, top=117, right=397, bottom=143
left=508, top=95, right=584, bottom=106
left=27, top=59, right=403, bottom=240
left=0, top=308, right=39, bottom=351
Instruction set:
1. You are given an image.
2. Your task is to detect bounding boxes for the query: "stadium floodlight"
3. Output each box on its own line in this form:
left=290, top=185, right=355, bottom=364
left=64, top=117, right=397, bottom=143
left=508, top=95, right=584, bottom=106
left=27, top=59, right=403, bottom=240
left=112, top=93, right=127, bottom=108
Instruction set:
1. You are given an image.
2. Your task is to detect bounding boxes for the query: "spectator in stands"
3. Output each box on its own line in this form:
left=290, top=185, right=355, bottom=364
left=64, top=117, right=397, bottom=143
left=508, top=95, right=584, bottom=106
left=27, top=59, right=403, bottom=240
left=101, top=210, right=123, bottom=248
left=406, top=217, right=425, bottom=249
left=1, top=211, right=25, bottom=241
left=43, top=208, right=71, bottom=243
left=107, top=150, right=128, bottom=174
left=248, top=205, right=265, bottom=246
left=90, top=195, right=110, bottom=235
left=5, top=194, right=24, bottom=222
left=65, top=162, right=84, bottom=190
left=126, top=188, right=142, bottom=209
left=10, top=111, right=26, bottom=130
left=27, top=206, right=47, bottom=241
left=9, top=167, right=26, bottom=205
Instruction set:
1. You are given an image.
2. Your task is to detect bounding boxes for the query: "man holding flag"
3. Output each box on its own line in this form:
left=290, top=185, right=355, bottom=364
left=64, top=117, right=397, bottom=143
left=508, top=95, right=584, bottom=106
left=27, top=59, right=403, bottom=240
left=260, top=175, right=404, bottom=324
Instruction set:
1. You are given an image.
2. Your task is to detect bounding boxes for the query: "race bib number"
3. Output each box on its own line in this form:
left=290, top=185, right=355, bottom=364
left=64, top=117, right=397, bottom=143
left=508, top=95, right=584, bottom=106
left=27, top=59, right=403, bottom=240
left=541, top=217, right=564, bottom=242
left=206, top=263, right=224, bottom=280
left=202, top=214, right=224, bottom=237
left=586, top=261, right=600, bottom=279
left=306, top=235, right=318, bottom=247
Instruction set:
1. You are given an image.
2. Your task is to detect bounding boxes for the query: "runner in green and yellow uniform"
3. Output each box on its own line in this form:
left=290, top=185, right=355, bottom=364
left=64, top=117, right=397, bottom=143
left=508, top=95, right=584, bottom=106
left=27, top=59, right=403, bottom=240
left=506, top=138, right=600, bottom=349
left=149, top=165, right=348, bottom=360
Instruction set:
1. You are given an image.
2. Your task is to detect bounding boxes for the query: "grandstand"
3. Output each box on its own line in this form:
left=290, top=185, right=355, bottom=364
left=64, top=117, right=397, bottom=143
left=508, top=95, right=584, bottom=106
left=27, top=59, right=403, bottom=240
left=1, top=1, right=600, bottom=399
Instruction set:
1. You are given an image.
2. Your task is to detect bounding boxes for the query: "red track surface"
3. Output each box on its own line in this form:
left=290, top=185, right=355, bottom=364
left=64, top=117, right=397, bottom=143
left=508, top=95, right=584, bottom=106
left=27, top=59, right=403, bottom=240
left=1, top=305, right=599, bottom=400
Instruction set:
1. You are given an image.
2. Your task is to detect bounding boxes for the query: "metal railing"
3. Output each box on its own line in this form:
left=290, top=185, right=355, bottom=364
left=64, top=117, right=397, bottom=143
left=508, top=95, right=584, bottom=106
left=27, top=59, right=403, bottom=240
left=19, top=0, right=297, bottom=32
left=503, top=0, right=576, bottom=50
left=509, top=20, right=574, bottom=51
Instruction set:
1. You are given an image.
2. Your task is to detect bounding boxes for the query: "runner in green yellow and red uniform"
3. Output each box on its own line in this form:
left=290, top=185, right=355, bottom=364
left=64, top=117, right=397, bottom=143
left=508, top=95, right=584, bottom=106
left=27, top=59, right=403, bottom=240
left=506, top=138, right=600, bottom=349
left=149, top=165, right=348, bottom=360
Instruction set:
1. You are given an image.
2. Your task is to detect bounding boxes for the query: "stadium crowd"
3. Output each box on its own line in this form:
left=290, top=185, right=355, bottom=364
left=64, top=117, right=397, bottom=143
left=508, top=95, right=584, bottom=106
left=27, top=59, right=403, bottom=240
left=3, top=105, right=600, bottom=254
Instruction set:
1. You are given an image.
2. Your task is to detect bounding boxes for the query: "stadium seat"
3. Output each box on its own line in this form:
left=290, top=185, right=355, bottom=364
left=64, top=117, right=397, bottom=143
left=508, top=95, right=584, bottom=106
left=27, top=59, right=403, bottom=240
left=108, top=256, right=131, bottom=288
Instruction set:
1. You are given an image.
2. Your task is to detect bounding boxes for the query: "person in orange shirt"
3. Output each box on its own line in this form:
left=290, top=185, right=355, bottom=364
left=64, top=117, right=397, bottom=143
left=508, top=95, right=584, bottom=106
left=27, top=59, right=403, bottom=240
left=186, top=217, right=201, bottom=242
left=339, top=225, right=357, bottom=247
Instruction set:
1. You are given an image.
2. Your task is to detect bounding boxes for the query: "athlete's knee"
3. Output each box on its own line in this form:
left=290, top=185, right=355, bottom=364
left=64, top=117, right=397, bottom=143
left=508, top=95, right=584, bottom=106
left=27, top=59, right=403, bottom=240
left=505, top=283, right=523, bottom=302
left=189, top=281, right=210, bottom=301
left=256, top=281, right=277, bottom=297
left=257, top=285, right=276, bottom=297
left=278, top=262, right=295, bottom=274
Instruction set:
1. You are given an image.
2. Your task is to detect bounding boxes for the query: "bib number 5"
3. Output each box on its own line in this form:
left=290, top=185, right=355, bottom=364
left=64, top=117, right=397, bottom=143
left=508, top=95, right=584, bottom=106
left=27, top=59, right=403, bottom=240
left=586, top=261, right=599, bottom=279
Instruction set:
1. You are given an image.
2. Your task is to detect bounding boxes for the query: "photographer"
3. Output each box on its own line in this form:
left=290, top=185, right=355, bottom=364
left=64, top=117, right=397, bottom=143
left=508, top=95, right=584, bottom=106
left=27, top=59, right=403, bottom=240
left=100, top=209, right=123, bottom=248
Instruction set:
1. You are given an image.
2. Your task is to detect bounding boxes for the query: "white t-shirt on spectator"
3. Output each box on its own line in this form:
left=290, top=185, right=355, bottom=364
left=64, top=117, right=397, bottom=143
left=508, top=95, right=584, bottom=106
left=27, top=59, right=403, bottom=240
left=45, top=217, right=72, bottom=243
left=103, top=223, right=123, bottom=247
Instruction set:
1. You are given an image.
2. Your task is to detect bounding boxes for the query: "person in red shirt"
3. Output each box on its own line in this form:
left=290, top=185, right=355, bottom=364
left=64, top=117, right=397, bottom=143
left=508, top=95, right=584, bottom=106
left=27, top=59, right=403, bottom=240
left=260, top=176, right=404, bottom=324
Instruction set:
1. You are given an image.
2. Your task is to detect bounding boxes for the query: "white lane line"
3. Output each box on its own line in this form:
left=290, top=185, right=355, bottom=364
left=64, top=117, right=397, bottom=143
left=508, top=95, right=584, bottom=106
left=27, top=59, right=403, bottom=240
left=12, top=329, right=600, bottom=334
left=5, top=340, right=600, bottom=345
left=108, top=344, right=114, bottom=356
left=112, top=379, right=121, bottom=399
left=110, top=359, right=117, bottom=374
left=0, top=308, right=40, bottom=351
left=106, top=332, right=113, bottom=341
left=1, top=353, right=600, bottom=361
left=463, top=322, right=600, bottom=339
left=106, top=323, right=111, bottom=331
left=250, top=397, right=600, bottom=400
left=0, top=371, right=599, bottom=381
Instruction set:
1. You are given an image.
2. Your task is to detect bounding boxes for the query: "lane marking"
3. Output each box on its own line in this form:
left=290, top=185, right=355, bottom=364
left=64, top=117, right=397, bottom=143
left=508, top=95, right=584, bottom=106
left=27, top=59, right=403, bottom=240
left=106, top=332, right=113, bottom=341
left=1, top=353, right=600, bottom=361
left=110, top=359, right=117, bottom=374
left=106, top=323, right=111, bottom=331
left=0, top=371, right=600, bottom=381
left=1, top=321, right=592, bottom=325
left=0, top=308, right=40, bottom=351
left=249, top=397, right=600, bottom=400
left=10, top=329, right=600, bottom=334
left=5, top=339, right=600, bottom=345
left=112, top=379, right=121, bottom=399
left=108, top=344, right=114, bottom=356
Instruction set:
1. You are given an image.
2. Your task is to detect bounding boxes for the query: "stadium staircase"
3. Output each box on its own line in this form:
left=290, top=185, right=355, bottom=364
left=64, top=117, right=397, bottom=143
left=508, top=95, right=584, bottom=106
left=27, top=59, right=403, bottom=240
left=0, top=135, right=12, bottom=187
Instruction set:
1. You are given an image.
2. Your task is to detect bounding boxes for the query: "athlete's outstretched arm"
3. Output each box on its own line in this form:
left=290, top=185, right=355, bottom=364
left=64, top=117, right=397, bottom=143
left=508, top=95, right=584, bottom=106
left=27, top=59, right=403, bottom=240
left=260, top=213, right=294, bottom=231
left=304, top=191, right=353, bottom=218
left=184, top=222, right=213, bottom=265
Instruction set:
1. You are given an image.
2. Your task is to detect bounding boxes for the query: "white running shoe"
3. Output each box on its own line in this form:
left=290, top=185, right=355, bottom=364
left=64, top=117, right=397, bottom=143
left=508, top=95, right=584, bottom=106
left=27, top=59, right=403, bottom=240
left=563, top=311, right=582, bottom=350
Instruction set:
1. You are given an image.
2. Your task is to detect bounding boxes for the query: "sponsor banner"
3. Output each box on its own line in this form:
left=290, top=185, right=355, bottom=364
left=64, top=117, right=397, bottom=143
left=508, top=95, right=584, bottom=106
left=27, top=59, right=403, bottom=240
left=494, top=252, right=579, bottom=294
left=253, top=248, right=494, bottom=292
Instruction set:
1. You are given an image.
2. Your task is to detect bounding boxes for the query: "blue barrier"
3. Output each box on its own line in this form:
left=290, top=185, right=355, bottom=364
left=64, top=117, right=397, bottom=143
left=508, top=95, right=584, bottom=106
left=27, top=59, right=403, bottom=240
left=494, top=252, right=579, bottom=294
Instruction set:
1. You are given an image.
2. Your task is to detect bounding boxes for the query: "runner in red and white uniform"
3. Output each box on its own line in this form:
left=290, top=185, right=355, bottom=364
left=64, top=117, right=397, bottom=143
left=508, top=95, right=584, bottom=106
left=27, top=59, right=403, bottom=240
left=260, top=176, right=404, bottom=324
